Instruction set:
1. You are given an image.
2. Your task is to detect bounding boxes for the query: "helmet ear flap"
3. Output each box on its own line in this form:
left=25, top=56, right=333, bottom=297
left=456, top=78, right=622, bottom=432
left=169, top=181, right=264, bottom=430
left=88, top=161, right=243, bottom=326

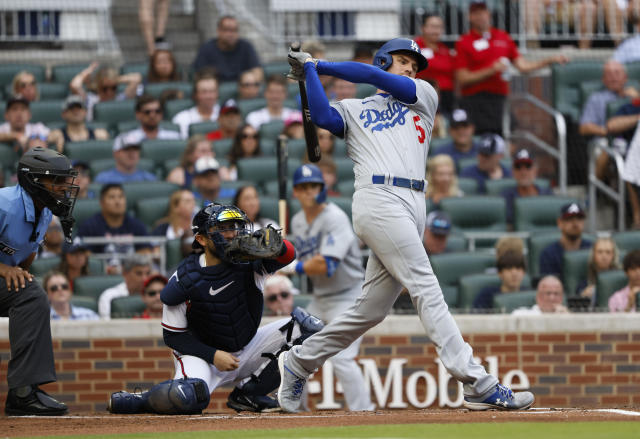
left=373, top=52, right=393, bottom=71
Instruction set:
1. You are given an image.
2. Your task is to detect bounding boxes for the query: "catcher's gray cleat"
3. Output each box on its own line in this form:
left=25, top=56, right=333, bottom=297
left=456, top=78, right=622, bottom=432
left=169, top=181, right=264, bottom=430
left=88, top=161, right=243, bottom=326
left=277, top=350, right=306, bottom=413
left=463, top=384, right=534, bottom=410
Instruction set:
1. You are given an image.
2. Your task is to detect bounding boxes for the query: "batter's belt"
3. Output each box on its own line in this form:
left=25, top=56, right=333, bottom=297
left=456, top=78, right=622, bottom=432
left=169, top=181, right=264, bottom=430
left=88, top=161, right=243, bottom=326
left=371, top=175, right=426, bottom=192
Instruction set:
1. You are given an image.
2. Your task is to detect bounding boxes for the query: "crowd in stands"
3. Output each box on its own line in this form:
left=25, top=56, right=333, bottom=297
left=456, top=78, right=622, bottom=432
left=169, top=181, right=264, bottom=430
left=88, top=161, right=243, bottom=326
left=1, top=5, right=640, bottom=320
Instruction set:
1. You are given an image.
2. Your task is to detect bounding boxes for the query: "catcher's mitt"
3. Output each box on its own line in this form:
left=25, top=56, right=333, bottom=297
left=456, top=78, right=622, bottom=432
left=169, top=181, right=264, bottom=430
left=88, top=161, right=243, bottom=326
left=224, top=224, right=283, bottom=262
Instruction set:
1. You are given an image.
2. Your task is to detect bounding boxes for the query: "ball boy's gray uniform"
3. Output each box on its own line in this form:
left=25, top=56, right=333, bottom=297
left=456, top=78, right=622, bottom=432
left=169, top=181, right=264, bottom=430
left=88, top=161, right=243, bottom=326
left=286, top=78, right=499, bottom=399
left=290, top=202, right=374, bottom=411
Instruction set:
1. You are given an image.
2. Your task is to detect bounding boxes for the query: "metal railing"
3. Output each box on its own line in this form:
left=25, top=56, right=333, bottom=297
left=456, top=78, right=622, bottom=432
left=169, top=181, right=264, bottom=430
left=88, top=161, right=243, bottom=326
left=588, top=138, right=627, bottom=232
left=79, top=235, right=169, bottom=274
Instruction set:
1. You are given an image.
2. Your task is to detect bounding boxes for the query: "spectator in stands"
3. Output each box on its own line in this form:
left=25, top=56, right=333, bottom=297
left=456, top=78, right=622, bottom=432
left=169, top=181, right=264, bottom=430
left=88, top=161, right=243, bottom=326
left=263, top=274, right=296, bottom=317
left=455, top=1, right=567, bottom=135
left=118, top=95, right=180, bottom=146
left=329, top=78, right=357, bottom=101
left=495, top=235, right=525, bottom=261
left=38, top=217, right=64, bottom=259
left=473, top=251, right=527, bottom=310
left=233, top=185, right=276, bottom=231
left=426, top=154, right=462, bottom=209
left=94, top=132, right=157, bottom=184
left=192, top=15, right=263, bottom=83
left=609, top=249, right=640, bottom=312
left=606, top=97, right=640, bottom=145
left=423, top=211, right=452, bottom=255
left=316, top=157, right=340, bottom=197
left=317, top=127, right=335, bottom=156
left=512, top=275, right=568, bottom=315
left=172, top=70, right=220, bottom=138
left=139, top=274, right=167, bottom=318
left=72, top=160, right=95, bottom=199
left=434, top=109, right=479, bottom=170
left=539, top=202, right=592, bottom=278
left=146, top=47, right=179, bottom=83
left=302, top=40, right=332, bottom=93
left=0, top=95, right=50, bottom=153
left=246, top=75, right=301, bottom=129
left=98, top=254, right=152, bottom=318
left=525, top=0, right=598, bottom=49
left=77, top=183, right=150, bottom=255
left=225, top=124, right=262, bottom=181
left=49, top=95, right=110, bottom=152
left=578, top=237, right=620, bottom=303
left=237, top=70, right=263, bottom=100
left=57, top=237, right=90, bottom=291
left=138, top=0, right=170, bottom=55
left=414, top=13, right=455, bottom=115
left=502, top=148, right=552, bottom=226
left=44, top=271, right=99, bottom=321
left=623, top=125, right=640, bottom=228
left=427, top=80, right=449, bottom=140
left=283, top=113, right=304, bottom=140
left=205, top=99, right=242, bottom=142
left=460, top=133, right=512, bottom=193
left=166, top=134, right=214, bottom=187
left=192, top=157, right=223, bottom=206
left=152, top=189, right=196, bottom=240
left=70, top=63, right=141, bottom=120
left=11, top=71, right=39, bottom=102
left=613, top=11, right=640, bottom=63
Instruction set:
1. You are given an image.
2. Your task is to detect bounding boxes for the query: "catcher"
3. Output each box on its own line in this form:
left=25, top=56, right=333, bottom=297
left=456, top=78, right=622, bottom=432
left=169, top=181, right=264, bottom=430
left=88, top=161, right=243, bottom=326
left=108, top=203, right=323, bottom=415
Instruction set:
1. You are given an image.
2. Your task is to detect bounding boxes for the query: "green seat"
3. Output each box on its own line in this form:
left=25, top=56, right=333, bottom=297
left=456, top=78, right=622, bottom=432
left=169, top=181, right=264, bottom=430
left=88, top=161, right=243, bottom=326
left=263, top=61, right=290, bottom=78
left=73, top=199, right=101, bottom=226
left=596, top=270, right=628, bottom=309
left=0, top=145, right=19, bottom=171
left=88, top=257, right=105, bottom=275
left=212, top=137, right=233, bottom=158
left=116, top=120, right=180, bottom=135
left=218, top=82, right=238, bottom=103
left=70, top=296, right=99, bottom=313
left=430, top=251, right=496, bottom=287
left=458, top=177, right=479, bottom=195
left=64, top=140, right=114, bottom=161
left=258, top=196, right=279, bottom=221
left=613, top=231, right=640, bottom=253
left=562, top=249, right=591, bottom=296
left=120, top=62, right=148, bottom=77
left=237, top=157, right=301, bottom=186
left=259, top=120, right=285, bottom=142
left=141, top=139, right=187, bottom=164
left=93, top=100, right=136, bottom=130
left=0, top=64, right=46, bottom=86
left=328, top=196, right=353, bottom=221
left=136, top=197, right=170, bottom=230
left=493, top=290, right=537, bottom=313
left=459, top=273, right=501, bottom=309
left=445, top=234, right=467, bottom=252
left=513, top=196, right=578, bottom=232
left=188, top=121, right=218, bottom=137
left=334, top=157, right=354, bottom=181
left=552, top=61, right=604, bottom=122
left=74, top=275, right=123, bottom=300
left=122, top=181, right=179, bottom=210
left=51, top=64, right=87, bottom=84
left=293, top=294, right=313, bottom=309
left=144, top=82, right=192, bottom=99
left=528, top=231, right=561, bottom=277
left=31, top=257, right=62, bottom=277
left=606, top=97, right=630, bottom=119
left=442, top=285, right=459, bottom=309
left=264, top=180, right=293, bottom=198
left=38, top=83, right=69, bottom=100
left=238, top=98, right=266, bottom=117
left=356, top=83, right=377, bottom=99
left=440, top=196, right=506, bottom=236
left=336, top=179, right=355, bottom=197
left=429, top=137, right=452, bottom=156
left=579, top=81, right=603, bottom=105
left=111, top=296, right=146, bottom=318
left=165, top=99, right=193, bottom=120
left=30, top=100, right=64, bottom=123
left=166, top=238, right=184, bottom=273
left=333, top=138, right=347, bottom=157
left=284, top=139, right=308, bottom=160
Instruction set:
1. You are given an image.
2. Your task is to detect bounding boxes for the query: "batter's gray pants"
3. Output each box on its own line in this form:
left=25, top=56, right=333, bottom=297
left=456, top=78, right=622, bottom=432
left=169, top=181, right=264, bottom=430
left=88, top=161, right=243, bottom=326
left=0, top=278, right=57, bottom=389
left=287, top=186, right=498, bottom=398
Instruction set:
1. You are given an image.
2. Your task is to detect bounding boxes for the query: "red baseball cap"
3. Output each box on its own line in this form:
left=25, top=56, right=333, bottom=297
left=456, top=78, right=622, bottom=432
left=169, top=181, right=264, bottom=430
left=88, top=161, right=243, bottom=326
left=143, top=274, right=168, bottom=289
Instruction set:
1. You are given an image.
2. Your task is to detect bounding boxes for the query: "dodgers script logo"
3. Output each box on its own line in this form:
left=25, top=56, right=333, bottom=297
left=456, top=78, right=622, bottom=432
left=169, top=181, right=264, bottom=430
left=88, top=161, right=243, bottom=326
left=294, top=235, right=321, bottom=259
left=359, top=101, right=409, bottom=133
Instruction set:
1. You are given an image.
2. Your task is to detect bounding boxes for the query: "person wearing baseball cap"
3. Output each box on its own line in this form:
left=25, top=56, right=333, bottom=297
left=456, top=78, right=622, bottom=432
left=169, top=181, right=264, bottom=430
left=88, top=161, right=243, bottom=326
left=539, top=202, right=592, bottom=278
left=192, top=156, right=223, bottom=206
left=460, top=133, right=512, bottom=193
left=434, top=109, right=480, bottom=169
left=423, top=211, right=452, bottom=255
left=206, top=99, right=242, bottom=141
left=48, top=95, right=109, bottom=152
left=94, top=131, right=157, bottom=184
left=501, top=148, right=552, bottom=226
left=0, top=94, right=50, bottom=151
left=138, top=274, right=168, bottom=319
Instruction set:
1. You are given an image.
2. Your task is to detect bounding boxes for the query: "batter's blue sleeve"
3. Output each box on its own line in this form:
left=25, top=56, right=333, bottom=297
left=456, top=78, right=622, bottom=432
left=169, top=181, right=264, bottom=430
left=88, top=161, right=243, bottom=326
left=304, top=62, right=345, bottom=136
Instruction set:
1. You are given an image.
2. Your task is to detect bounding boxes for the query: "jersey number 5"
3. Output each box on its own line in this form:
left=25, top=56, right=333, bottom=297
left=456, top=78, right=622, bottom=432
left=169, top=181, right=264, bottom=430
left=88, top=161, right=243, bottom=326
left=413, top=116, right=425, bottom=144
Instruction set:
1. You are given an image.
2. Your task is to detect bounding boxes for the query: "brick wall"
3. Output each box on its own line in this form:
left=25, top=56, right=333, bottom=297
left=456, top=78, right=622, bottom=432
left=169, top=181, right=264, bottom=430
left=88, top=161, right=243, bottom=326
left=1, top=316, right=639, bottom=412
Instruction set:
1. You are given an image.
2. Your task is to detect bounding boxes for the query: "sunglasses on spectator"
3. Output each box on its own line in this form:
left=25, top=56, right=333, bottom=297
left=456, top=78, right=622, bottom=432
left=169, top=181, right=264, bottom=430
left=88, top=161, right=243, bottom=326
left=100, top=85, right=118, bottom=92
left=240, top=82, right=260, bottom=87
left=49, top=283, right=70, bottom=292
left=145, top=289, right=162, bottom=297
left=514, top=162, right=532, bottom=170
left=242, top=133, right=259, bottom=139
left=142, top=108, right=162, bottom=115
left=266, top=291, right=291, bottom=303
left=19, top=81, right=36, bottom=88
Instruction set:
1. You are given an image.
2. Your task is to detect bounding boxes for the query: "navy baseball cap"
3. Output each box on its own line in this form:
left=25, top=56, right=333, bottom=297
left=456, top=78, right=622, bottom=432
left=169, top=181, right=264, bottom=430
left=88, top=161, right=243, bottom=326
left=6, top=94, right=30, bottom=110
left=478, top=134, right=506, bottom=156
left=450, top=109, right=472, bottom=128
left=513, top=148, right=534, bottom=165
left=560, top=202, right=586, bottom=219
left=62, top=237, right=88, bottom=254
left=426, top=211, right=451, bottom=236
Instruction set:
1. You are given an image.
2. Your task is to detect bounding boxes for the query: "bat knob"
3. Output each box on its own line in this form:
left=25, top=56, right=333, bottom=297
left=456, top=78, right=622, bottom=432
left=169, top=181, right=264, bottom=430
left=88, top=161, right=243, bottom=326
left=290, top=41, right=301, bottom=52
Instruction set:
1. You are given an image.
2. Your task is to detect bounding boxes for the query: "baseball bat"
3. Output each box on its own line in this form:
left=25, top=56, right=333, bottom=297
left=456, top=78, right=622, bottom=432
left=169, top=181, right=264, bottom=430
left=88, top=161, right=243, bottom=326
left=290, top=41, right=321, bottom=163
left=276, top=134, right=289, bottom=236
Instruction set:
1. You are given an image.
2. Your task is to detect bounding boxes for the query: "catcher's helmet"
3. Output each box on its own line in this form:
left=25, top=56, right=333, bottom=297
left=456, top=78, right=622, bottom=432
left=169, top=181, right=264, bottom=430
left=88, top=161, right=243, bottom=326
left=373, top=38, right=429, bottom=73
left=192, top=203, right=251, bottom=260
left=292, top=164, right=327, bottom=204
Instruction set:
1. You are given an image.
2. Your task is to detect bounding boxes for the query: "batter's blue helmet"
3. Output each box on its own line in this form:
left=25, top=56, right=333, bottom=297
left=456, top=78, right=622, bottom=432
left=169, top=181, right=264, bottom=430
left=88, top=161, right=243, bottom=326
left=373, top=38, right=429, bottom=73
left=293, top=164, right=327, bottom=204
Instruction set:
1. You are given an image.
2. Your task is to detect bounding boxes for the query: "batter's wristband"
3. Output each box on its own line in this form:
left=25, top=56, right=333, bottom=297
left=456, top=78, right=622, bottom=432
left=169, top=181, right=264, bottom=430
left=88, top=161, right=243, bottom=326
left=295, top=261, right=305, bottom=275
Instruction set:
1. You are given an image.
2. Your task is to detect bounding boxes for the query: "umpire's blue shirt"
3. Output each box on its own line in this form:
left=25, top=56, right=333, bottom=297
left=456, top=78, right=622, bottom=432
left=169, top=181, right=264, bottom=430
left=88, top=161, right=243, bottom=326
left=0, top=185, right=52, bottom=266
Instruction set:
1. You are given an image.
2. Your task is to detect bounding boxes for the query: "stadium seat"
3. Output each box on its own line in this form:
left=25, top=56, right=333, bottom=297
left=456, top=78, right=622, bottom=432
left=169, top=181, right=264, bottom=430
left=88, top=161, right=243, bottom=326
left=38, top=83, right=69, bottom=100
left=458, top=273, right=501, bottom=309
left=430, top=252, right=495, bottom=287
left=30, top=100, right=65, bottom=123
left=218, top=82, right=238, bottom=103
left=213, top=138, right=233, bottom=158
left=528, top=231, right=561, bottom=277
left=73, top=199, right=102, bottom=226
left=263, top=61, right=291, bottom=78
left=122, top=181, right=180, bottom=210
left=120, top=62, right=148, bottom=77
left=613, top=231, right=640, bottom=253
left=333, top=138, right=348, bottom=157
left=287, top=82, right=299, bottom=98
left=136, top=197, right=170, bottom=229
left=458, top=177, right=479, bottom=195
left=442, top=285, right=459, bottom=309
left=64, top=140, right=114, bottom=161
left=70, top=296, right=99, bottom=313
left=31, top=257, right=62, bottom=278
left=356, top=83, right=377, bottom=99
left=166, top=238, right=183, bottom=273
left=513, top=195, right=578, bottom=232
left=188, top=121, right=218, bottom=137
left=562, top=249, right=591, bottom=296
left=0, top=145, right=19, bottom=172
left=259, top=120, right=285, bottom=142
left=336, top=180, right=355, bottom=197
left=89, top=158, right=155, bottom=177
left=165, top=99, right=193, bottom=120
left=264, top=180, right=293, bottom=198
left=334, top=157, right=355, bottom=181
left=144, top=82, right=192, bottom=99
left=258, top=196, right=279, bottom=222
left=595, top=269, right=628, bottom=308
left=429, top=137, right=452, bottom=156
left=260, top=139, right=277, bottom=156
left=141, top=139, right=187, bottom=164
left=237, top=157, right=301, bottom=186
left=440, top=196, right=506, bottom=234
left=284, top=98, right=299, bottom=111
left=116, top=120, right=180, bottom=135
left=0, top=64, right=46, bottom=86
left=293, top=294, right=313, bottom=309
left=328, top=196, right=353, bottom=221
left=284, top=139, right=308, bottom=160
left=458, top=156, right=512, bottom=172
left=110, top=296, right=146, bottom=318
left=237, top=98, right=266, bottom=117
left=88, top=258, right=104, bottom=275
left=485, top=178, right=551, bottom=196
left=163, top=159, right=180, bottom=176
left=606, top=98, right=631, bottom=119
left=445, top=234, right=467, bottom=252
left=221, top=180, right=255, bottom=193
left=51, top=64, right=87, bottom=84
left=552, top=61, right=603, bottom=121
left=579, top=80, right=603, bottom=105
left=93, top=100, right=136, bottom=130
left=493, top=290, right=537, bottom=313
left=74, top=275, right=123, bottom=300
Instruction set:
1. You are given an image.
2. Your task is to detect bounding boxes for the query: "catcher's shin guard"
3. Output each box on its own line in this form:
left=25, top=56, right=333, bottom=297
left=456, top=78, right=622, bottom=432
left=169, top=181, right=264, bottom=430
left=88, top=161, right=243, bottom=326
left=146, top=378, right=210, bottom=415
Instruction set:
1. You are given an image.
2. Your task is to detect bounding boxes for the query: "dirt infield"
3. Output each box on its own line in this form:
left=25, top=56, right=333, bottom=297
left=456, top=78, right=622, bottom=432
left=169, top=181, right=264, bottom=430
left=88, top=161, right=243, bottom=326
left=1, top=408, right=639, bottom=438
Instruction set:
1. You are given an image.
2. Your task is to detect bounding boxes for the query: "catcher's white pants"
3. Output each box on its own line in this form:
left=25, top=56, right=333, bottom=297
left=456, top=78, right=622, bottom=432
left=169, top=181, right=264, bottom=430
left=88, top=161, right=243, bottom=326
left=287, top=185, right=498, bottom=398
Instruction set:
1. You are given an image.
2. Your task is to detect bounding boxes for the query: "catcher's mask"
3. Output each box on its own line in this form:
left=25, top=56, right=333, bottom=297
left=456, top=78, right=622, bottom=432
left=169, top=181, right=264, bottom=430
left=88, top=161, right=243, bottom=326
left=192, top=203, right=252, bottom=260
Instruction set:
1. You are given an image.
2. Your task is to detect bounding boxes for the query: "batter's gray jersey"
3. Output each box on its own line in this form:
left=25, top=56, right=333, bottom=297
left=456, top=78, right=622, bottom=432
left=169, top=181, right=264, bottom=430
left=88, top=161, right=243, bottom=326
left=331, top=78, right=438, bottom=189
left=290, top=202, right=364, bottom=297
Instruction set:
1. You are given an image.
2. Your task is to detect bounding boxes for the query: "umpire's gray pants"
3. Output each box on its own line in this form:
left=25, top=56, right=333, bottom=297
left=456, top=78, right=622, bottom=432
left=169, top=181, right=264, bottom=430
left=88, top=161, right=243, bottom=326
left=0, top=278, right=57, bottom=389
left=287, top=185, right=498, bottom=398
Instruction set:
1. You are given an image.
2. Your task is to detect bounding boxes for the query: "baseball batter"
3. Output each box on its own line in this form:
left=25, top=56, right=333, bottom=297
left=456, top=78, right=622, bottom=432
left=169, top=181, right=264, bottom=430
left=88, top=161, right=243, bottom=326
left=278, top=38, right=534, bottom=412
left=284, top=163, right=374, bottom=411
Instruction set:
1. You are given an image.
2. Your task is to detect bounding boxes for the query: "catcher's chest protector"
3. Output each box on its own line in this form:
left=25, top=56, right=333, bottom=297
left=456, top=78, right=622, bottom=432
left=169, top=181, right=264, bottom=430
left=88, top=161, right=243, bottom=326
left=176, top=254, right=264, bottom=352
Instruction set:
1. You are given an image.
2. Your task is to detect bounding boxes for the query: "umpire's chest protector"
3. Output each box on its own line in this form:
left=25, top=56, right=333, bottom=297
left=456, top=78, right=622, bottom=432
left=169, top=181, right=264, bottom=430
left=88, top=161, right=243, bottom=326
left=176, top=255, right=264, bottom=352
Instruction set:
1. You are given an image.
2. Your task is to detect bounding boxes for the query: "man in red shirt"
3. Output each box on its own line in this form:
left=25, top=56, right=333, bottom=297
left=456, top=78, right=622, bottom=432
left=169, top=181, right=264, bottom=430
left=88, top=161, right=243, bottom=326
left=454, top=1, right=567, bottom=135
left=414, top=13, right=456, bottom=116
